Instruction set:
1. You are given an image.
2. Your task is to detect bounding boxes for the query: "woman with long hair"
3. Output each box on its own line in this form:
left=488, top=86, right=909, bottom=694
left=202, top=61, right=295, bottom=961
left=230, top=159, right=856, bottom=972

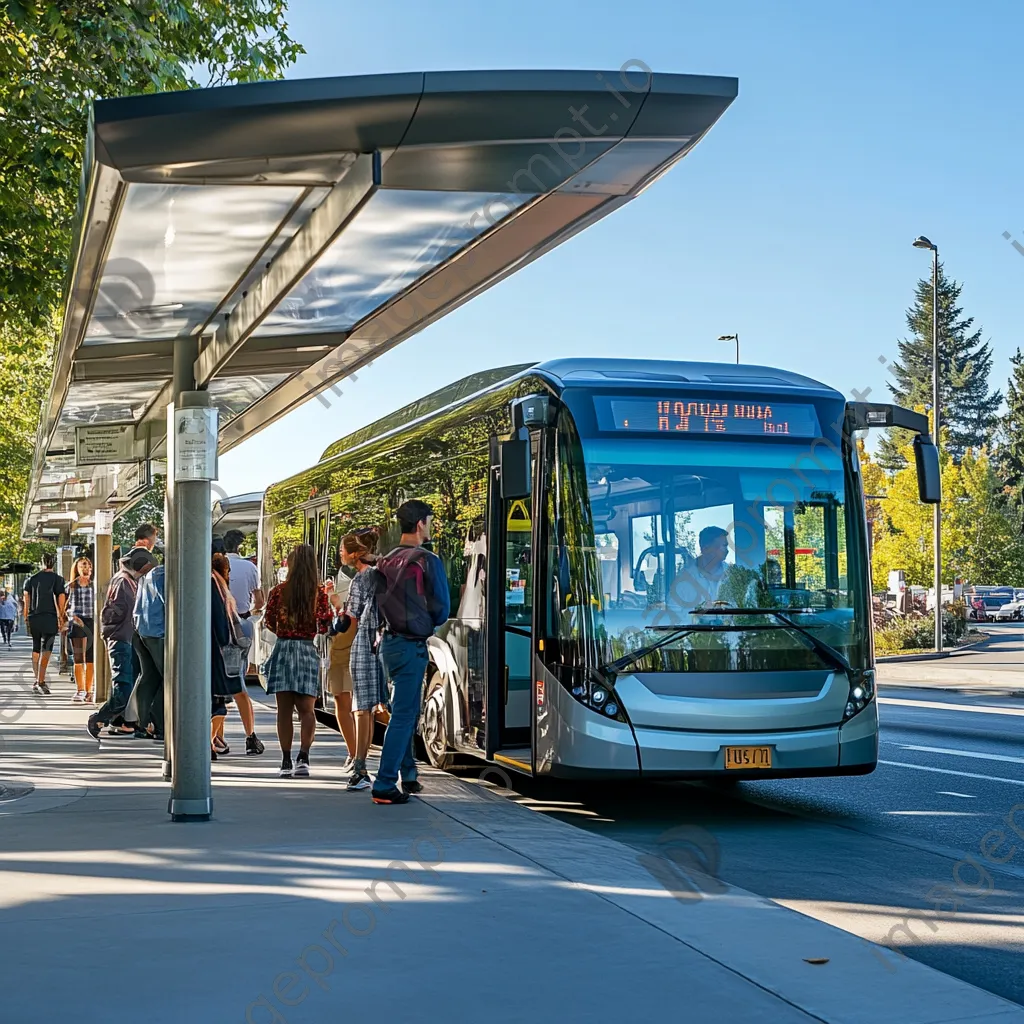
left=335, top=529, right=387, bottom=792
left=66, top=557, right=95, bottom=703
left=210, top=553, right=265, bottom=759
left=262, top=544, right=332, bottom=777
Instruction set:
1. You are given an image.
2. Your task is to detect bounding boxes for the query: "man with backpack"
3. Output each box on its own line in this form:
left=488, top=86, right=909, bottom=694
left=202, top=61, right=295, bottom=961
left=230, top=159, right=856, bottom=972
left=371, top=499, right=450, bottom=805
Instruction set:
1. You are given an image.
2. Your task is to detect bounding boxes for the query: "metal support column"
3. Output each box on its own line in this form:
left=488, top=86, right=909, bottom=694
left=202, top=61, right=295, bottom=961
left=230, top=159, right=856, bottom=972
left=167, top=388, right=214, bottom=821
left=93, top=528, right=113, bottom=704
left=163, top=338, right=197, bottom=780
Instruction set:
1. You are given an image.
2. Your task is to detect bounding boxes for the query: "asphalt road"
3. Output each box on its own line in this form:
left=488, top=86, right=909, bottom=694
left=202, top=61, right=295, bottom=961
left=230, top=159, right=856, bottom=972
left=461, top=625, right=1024, bottom=1005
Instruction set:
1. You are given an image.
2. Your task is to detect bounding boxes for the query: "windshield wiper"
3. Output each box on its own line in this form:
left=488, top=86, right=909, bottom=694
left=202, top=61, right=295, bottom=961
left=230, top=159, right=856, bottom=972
left=688, top=608, right=852, bottom=675
left=604, top=626, right=698, bottom=675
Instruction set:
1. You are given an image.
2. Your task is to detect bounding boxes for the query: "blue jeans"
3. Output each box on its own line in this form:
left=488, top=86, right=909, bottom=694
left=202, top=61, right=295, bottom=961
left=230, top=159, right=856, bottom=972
left=373, top=635, right=428, bottom=792
left=95, top=639, right=136, bottom=724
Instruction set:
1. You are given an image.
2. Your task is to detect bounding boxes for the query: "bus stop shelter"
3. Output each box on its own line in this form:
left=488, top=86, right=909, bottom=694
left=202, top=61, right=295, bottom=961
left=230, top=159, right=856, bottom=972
left=21, top=68, right=737, bottom=819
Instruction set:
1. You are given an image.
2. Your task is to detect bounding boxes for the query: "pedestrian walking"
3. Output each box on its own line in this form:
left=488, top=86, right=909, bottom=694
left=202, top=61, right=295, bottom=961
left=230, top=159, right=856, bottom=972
left=86, top=548, right=158, bottom=740
left=0, top=589, right=18, bottom=647
left=262, top=544, right=332, bottom=778
left=371, top=500, right=450, bottom=805
left=210, top=552, right=264, bottom=758
left=334, top=529, right=388, bottom=792
left=127, top=559, right=165, bottom=740
left=23, top=552, right=68, bottom=695
left=222, top=530, right=266, bottom=756
left=66, top=557, right=96, bottom=703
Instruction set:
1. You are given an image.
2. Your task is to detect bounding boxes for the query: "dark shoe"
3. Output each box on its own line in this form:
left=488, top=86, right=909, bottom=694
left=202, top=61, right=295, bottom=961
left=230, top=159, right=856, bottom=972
left=151, top=733, right=164, bottom=742
left=245, top=734, right=265, bottom=757
left=293, top=753, right=310, bottom=778
left=86, top=714, right=102, bottom=740
left=38, top=681, right=51, bottom=695
left=213, top=737, right=229, bottom=755
left=403, top=779, right=423, bottom=795
left=347, top=772, right=372, bottom=792
left=372, top=786, right=409, bottom=805
left=279, top=757, right=293, bottom=778
left=132, top=727, right=150, bottom=739
left=211, top=749, right=218, bottom=762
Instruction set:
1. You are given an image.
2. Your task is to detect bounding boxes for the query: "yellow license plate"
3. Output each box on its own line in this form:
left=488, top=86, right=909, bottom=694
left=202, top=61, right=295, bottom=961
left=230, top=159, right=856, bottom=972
left=723, top=745, right=773, bottom=770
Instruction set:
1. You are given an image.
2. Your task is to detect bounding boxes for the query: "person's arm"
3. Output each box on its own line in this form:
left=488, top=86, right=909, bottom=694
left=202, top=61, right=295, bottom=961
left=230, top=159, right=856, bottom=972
left=251, top=587, right=265, bottom=613
left=100, top=580, right=127, bottom=632
left=22, top=587, right=29, bottom=622
left=56, top=585, right=68, bottom=630
left=263, top=587, right=279, bottom=634
left=315, top=589, right=332, bottom=635
left=426, top=553, right=451, bottom=628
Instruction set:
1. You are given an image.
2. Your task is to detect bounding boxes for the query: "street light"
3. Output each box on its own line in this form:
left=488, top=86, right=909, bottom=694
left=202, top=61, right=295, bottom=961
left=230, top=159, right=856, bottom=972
left=912, top=235, right=942, bottom=653
left=717, top=334, right=739, bottom=364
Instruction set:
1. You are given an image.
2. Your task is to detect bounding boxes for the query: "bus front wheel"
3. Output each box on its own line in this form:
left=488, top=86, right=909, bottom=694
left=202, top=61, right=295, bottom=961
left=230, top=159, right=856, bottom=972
left=419, top=671, right=454, bottom=770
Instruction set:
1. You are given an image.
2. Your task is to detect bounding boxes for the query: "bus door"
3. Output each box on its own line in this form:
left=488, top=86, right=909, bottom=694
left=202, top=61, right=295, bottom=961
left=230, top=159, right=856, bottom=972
left=486, top=434, right=540, bottom=774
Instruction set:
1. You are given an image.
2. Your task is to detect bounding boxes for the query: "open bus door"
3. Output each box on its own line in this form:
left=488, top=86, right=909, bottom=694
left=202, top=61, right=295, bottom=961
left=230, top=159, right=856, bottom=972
left=485, top=432, right=541, bottom=776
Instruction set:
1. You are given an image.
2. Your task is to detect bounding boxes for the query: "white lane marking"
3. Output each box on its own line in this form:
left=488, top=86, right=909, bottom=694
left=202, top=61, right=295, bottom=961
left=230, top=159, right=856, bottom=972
left=898, top=743, right=1024, bottom=766
left=879, top=697, right=1024, bottom=717
left=936, top=791, right=976, bottom=799
left=886, top=810, right=982, bottom=816
left=880, top=760, right=1024, bottom=787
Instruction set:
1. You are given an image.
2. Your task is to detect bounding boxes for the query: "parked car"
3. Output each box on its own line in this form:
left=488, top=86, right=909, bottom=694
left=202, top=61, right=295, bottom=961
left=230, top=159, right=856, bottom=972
left=994, top=599, right=1024, bottom=622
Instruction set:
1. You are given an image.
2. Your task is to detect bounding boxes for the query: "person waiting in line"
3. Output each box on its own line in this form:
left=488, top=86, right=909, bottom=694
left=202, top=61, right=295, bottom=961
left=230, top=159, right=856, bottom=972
left=222, top=530, right=266, bottom=756
left=333, top=529, right=388, bottom=792
left=371, top=500, right=450, bottom=805
left=87, top=548, right=158, bottom=740
left=66, top=557, right=96, bottom=703
left=210, top=553, right=265, bottom=758
left=262, top=544, right=332, bottom=778
left=127, top=557, right=165, bottom=741
left=0, top=588, right=19, bottom=647
left=131, top=522, right=160, bottom=555
left=326, top=567, right=358, bottom=773
left=23, top=552, right=68, bottom=695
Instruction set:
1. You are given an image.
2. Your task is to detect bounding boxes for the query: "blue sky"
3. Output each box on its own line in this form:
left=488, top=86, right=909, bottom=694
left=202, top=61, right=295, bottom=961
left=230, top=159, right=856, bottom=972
left=216, top=0, right=1024, bottom=497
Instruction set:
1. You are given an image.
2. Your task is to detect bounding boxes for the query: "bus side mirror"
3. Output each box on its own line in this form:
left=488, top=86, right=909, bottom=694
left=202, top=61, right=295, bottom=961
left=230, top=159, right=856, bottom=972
left=499, top=439, right=531, bottom=499
left=914, top=436, right=941, bottom=504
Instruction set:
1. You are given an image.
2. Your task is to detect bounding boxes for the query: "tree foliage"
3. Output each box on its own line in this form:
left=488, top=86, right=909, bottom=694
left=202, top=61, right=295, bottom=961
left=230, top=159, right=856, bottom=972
left=0, top=1, right=302, bottom=562
left=113, top=475, right=166, bottom=552
left=865, top=433, right=1024, bottom=590
left=996, top=348, right=1024, bottom=533
left=878, top=264, right=1002, bottom=469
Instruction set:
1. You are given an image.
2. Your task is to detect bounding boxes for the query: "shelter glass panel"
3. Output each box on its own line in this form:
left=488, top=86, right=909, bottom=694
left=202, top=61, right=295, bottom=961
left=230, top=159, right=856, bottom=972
left=207, top=373, right=290, bottom=425
left=57, top=379, right=168, bottom=431
left=252, top=189, right=532, bottom=337
left=85, top=183, right=305, bottom=343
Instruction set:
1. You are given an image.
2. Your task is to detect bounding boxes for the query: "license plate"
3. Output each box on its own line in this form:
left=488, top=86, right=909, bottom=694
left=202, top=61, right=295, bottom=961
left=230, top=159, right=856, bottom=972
left=723, top=745, right=773, bottom=770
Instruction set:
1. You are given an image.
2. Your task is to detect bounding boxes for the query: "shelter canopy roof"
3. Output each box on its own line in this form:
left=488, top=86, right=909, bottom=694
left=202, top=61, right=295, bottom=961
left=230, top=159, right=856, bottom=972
left=23, top=68, right=737, bottom=539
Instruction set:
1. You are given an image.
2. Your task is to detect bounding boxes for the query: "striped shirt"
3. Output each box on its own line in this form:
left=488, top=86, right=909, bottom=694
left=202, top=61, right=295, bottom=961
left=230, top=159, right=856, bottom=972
left=66, top=580, right=95, bottom=619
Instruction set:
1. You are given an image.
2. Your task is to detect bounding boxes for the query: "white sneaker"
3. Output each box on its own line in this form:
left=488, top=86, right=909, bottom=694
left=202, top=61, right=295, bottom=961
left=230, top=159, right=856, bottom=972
left=72, top=691, right=85, bottom=703
left=31, top=683, right=42, bottom=695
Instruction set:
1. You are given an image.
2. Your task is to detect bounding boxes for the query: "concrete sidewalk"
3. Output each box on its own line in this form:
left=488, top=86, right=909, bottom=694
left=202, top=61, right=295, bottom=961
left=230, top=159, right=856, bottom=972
left=1, top=635, right=1023, bottom=1024
left=877, top=628, right=1024, bottom=697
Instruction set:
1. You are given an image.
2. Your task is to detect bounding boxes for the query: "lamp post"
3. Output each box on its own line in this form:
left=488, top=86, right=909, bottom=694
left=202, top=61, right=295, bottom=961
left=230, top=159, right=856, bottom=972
left=717, top=334, right=739, bottom=364
left=912, top=235, right=942, bottom=653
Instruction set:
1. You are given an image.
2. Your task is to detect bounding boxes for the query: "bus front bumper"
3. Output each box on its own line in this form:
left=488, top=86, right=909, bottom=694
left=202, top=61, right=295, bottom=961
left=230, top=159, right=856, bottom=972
left=633, top=705, right=878, bottom=778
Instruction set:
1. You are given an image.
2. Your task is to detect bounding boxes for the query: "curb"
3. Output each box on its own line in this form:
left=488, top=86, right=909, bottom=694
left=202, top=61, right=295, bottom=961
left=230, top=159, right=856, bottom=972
left=419, top=773, right=1024, bottom=1024
left=876, top=634, right=994, bottom=664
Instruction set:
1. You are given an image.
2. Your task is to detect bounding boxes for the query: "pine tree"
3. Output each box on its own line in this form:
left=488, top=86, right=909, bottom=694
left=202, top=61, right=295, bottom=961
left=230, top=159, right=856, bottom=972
left=878, top=264, right=1002, bottom=469
left=997, top=348, right=1024, bottom=532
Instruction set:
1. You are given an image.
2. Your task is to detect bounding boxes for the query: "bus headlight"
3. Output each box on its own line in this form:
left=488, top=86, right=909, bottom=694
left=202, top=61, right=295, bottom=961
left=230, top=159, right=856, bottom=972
left=843, top=669, right=875, bottom=721
left=556, top=667, right=629, bottom=723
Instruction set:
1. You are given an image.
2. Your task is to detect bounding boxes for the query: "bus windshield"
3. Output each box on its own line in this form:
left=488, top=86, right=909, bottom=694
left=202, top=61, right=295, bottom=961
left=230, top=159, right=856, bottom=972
left=550, top=432, right=869, bottom=673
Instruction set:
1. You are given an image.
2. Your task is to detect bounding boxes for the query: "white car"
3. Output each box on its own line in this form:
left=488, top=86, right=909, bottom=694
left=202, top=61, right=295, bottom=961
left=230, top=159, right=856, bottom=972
left=994, top=599, right=1024, bottom=622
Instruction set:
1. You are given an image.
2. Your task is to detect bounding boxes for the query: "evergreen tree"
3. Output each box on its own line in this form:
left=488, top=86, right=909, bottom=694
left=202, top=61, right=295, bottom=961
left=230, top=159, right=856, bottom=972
left=878, top=264, right=1002, bottom=469
left=996, top=348, right=1024, bottom=533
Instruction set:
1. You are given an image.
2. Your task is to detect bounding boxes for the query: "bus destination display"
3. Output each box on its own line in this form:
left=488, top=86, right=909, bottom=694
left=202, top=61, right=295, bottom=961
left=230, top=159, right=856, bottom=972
left=595, top=397, right=821, bottom=437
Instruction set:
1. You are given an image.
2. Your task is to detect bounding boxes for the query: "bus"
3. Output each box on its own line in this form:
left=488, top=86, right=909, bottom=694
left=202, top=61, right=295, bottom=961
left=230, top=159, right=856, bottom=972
left=257, top=358, right=940, bottom=780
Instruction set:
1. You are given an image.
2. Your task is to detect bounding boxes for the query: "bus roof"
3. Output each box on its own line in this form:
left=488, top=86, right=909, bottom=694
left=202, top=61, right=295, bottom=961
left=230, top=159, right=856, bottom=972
left=313, top=357, right=845, bottom=465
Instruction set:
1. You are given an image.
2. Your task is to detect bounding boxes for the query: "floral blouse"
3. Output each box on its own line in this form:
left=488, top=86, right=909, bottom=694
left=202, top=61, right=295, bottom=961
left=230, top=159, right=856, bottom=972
left=264, top=584, right=331, bottom=640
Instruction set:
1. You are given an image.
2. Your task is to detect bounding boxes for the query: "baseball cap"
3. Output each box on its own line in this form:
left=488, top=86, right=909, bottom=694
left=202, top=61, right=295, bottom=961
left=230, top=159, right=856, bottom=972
left=122, top=549, right=159, bottom=573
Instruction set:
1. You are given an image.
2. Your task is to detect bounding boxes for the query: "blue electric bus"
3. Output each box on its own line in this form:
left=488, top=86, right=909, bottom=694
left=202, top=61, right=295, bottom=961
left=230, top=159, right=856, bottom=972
left=258, top=359, right=939, bottom=779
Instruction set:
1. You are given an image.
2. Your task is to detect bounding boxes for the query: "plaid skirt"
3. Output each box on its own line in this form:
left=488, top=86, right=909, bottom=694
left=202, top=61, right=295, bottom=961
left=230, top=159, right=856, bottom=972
left=350, top=629, right=387, bottom=712
left=264, top=638, right=321, bottom=697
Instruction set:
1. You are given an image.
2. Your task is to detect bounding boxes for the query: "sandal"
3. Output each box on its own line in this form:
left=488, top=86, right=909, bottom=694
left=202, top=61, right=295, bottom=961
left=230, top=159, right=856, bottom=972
left=213, top=737, right=230, bottom=755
